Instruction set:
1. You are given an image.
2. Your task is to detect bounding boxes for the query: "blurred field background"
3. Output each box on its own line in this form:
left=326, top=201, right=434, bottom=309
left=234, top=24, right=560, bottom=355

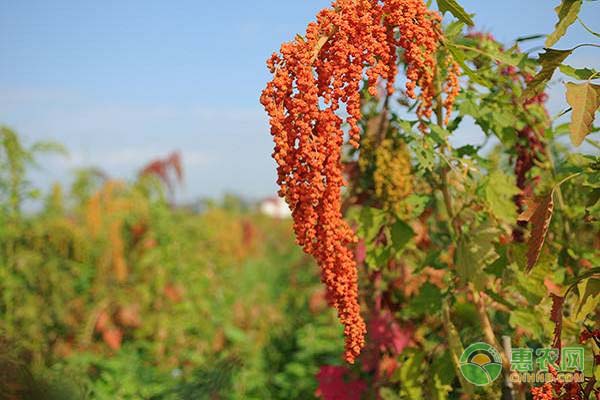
left=0, top=127, right=343, bottom=399
left=2, top=1, right=599, bottom=399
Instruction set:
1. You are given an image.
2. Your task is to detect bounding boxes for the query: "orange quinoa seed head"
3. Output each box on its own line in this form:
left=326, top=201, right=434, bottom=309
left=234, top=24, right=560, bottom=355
left=260, top=0, right=456, bottom=363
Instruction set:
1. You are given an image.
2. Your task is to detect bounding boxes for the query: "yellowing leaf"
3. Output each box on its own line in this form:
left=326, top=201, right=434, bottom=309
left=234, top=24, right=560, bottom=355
left=566, top=82, right=600, bottom=146
left=575, top=278, right=600, bottom=321
left=523, top=49, right=573, bottom=100
left=518, top=192, right=555, bottom=272
left=436, top=0, right=474, bottom=26
left=545, top=0, right=583, bottom=47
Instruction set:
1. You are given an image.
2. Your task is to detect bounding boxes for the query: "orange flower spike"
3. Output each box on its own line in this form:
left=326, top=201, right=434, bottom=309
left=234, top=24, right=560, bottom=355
left=261, top=0, right=457, bottom=363
left=444, top=60, right=461, bottom=125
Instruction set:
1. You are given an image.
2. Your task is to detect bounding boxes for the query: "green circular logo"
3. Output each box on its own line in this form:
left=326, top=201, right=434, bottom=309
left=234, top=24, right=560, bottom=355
left=459, top=342, right=503, bottom=386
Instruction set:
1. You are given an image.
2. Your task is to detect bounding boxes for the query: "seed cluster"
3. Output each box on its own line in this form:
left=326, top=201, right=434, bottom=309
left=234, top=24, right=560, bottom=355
left=373, top=138, right=414, bottom=218
left=260, top=0, right=454, bottom=363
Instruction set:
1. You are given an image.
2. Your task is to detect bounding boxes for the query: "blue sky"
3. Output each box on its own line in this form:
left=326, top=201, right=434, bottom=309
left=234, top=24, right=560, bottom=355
left=1, top=0, right=598, bottom=202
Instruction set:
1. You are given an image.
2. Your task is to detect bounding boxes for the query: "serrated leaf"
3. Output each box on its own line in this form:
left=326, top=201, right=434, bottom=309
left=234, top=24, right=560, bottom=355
left=508, top=249, right=556, bottom=304
left=559, top=64, right=599, bottom=80
left=429, top=125, right=450, bottom=145
left=523, top=48, right=573, bottom=99
left=485, top=171, right=520, bottom=221
left=550, top=294, right=565, bottom=350
left=444, top=20, right=465, bottom=39
left=546, top=0, right=583, bottom=47
left=455, top=221, right=499, bottom=290
left=436, top=0, right=474, bottom=26
left=565, top=82, right=600, bottom=146
left=518, top=192, right=555, bottom=271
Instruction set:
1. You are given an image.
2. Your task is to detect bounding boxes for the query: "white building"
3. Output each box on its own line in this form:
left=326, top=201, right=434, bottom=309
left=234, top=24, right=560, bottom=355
left=259, top=196, right=291, bottom=219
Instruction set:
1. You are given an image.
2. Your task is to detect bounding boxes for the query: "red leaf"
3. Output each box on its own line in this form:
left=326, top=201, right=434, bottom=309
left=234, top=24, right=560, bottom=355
left=139, top=151, right=184, bottom=191
left=518, top=192, right=554, bottom=271
left=315, top=366, right=367, bottom=400
left=355, top=239, right=366, bottom=265
left=116, top=304, right=141, bottom=328
left=95, top=310, right=110, bottom=333
left=550, top=294, right=565, bottom=362
left=368, top=311, right=413, bottom=355
left=164, top=284, right=185, bottom=303
left=102, top=328, right=123, bottom=350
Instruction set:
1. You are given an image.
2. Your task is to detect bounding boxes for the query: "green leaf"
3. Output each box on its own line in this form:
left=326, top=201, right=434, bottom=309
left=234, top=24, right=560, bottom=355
left=402, top=194, right=430, bottom=219
left=30, top=141, right=68, bottom=156
left=485, top=171, right=520, bottom=222
left=436, top=0, right=474, bottom=26
left=431, top=351, right=455, bottom=387
left=397, top=350, right=426, bottom=398
left=508, top=250, right=556, bottom=304
left=565, top=82, right=600, bottom=146
left=516, top=34, right=546, bottom=43
left=446, top=45, right=492, bottom=88
left=410, top=137, right=436, bottom=171
left=559, top=64, right=599, bottom=80
left=390, top=219, right=414, bottom=254
left=402, top=283, right=443, bottom=318
left=444, top=20, right=466, bottom=39
left=455, top=221, right=499, bottom=290
left=455, top=144, right=478, bottom=157
left=430, top=373, right=452, bottom=400
left=358, top=206, right=387, bottom=242
left=509, top=309, right=545, bottom=340
left=523, top=48, right=573, bottom=100
left=441, top=303, right=474, bottom=395
left=429, top=125, right=450, bottom=145
left=545, top=0, right=583, bottom=47
left=365, top=245, right=392, bottom=270
left=450, top=42, right=525, bottom=67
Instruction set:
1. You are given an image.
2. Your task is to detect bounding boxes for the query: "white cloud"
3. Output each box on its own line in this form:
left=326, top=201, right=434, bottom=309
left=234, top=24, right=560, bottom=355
left=0, top=86, right=278, bottom=201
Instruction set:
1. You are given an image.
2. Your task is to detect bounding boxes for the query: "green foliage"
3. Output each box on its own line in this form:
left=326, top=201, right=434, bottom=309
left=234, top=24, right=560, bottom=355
left=436, top=0, right=474, bottom=27
left=484, top=171, right=521, bottom=222
left=0, top=142, right=343, bottom=399
left=524, top=48, right=573, bottom=100
left=559, top=64, right=599, bottom=81
left=340, top=8, right=599, bottom=398
left=2, top=2, right=600, bottom=399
